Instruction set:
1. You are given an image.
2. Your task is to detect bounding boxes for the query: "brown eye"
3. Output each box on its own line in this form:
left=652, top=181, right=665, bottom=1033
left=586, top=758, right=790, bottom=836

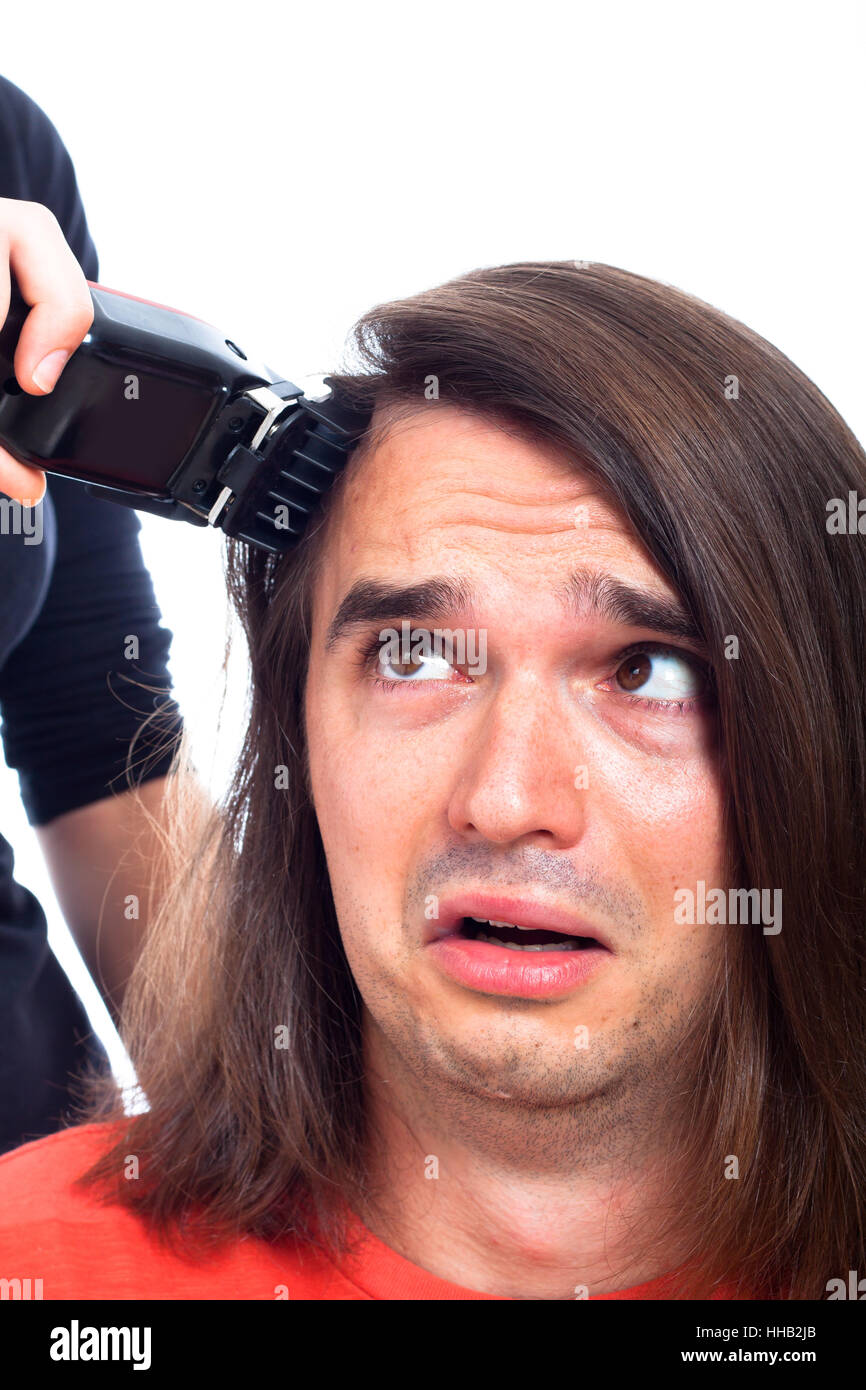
left=610, top=647, right=707, bottom=703
left=616, top=652, right=652, bottom=692
left=374, top=645, right=454, bottom=684
left=385, top=659, right=425, bottom=678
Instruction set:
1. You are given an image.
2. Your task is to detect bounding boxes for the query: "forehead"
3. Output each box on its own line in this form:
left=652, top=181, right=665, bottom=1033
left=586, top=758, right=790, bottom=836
left=311, top=402, right=667, bottom=621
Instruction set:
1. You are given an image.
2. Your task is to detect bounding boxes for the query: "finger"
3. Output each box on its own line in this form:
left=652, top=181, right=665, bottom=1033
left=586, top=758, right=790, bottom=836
left=0, top=444, right=46, bottom=504
left=0, top=198, right=94, bottom=396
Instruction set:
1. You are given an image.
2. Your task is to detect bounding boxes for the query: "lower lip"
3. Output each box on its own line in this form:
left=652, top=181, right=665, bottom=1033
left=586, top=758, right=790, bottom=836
left=427, top=932, right=612, bottom=998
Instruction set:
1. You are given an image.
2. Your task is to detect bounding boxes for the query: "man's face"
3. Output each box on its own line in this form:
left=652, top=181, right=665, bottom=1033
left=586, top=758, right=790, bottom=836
left=304, top=404, right=726, bottom=1107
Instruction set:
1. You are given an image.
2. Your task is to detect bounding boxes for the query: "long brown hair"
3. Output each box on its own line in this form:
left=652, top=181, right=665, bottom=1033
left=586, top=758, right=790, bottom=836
left=76, top=261, right=866, bottom=1299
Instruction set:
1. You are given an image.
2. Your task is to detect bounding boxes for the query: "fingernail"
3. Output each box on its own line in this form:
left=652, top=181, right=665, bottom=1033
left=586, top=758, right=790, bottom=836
left=32, top=349, right=70, bottom=392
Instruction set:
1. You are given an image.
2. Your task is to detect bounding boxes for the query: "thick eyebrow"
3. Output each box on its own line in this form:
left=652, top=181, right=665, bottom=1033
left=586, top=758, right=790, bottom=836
left=324, top=569, right=704, bottom=653
left=325, top=578, right=477, bottom=652
left=556, top=567, right=705, bottom=647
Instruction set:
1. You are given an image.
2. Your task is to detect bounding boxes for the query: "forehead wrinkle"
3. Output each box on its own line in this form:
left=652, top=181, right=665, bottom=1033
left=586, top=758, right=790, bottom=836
left=350, top=482, right=621, bottom=548
left=373, top=463, right=597, bottom=499
left=347, top=426, right=601, bottom=515
left=418, top=509, right=626, bottom=541
left=418, top=477, right=597, bottom=505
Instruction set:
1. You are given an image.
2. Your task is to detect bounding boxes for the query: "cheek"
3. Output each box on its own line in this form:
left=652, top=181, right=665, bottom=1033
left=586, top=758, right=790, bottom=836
left=588, top=725, right=727, bottom=940
left=304, top=674, right=437, bottom=930
left=305, top=692, right=429, bottom=1001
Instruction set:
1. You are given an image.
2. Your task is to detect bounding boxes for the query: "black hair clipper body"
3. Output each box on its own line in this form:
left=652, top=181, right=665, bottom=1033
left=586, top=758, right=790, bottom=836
left=0, top=280, right=370, bottom=553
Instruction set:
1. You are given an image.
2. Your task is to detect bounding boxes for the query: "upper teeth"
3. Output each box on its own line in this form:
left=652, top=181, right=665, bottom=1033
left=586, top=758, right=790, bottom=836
left=471, top=917, right=534, bottom=930
left=467, top=916, right=576, bottom=952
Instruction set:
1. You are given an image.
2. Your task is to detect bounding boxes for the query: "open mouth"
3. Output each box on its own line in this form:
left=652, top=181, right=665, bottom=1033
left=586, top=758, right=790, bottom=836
left=457, top=916, right=600, bottom=952
left=425, top=899, right=613, bottom=996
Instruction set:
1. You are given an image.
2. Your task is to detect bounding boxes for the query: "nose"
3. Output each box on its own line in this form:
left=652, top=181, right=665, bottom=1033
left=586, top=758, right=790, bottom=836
left=446, top=669, right=592, bottom=849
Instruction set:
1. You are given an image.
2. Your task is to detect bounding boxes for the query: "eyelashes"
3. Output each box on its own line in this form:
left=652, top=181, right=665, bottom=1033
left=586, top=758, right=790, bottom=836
left=352, top=630, right=715, bottom=715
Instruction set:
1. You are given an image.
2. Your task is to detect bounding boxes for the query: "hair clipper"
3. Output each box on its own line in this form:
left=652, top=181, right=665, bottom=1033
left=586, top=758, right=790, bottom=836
left=0, top=278, right=370, bottom=553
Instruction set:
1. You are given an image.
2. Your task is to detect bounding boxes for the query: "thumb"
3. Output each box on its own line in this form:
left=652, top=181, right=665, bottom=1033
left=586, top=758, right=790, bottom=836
left=0, top=446, right=46, bottom=504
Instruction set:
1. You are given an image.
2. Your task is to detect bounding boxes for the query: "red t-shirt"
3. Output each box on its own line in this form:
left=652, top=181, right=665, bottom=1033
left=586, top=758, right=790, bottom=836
left=0, top=1123, right=739, bottom=1300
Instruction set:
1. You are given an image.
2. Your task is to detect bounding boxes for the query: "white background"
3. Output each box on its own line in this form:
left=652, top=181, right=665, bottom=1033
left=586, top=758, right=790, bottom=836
left=1, top=0, right=864, bottom=1086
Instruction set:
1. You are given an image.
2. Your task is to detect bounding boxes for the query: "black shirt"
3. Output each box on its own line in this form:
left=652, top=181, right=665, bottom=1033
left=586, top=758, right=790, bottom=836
left=0, top=74, right=182, bottom=1152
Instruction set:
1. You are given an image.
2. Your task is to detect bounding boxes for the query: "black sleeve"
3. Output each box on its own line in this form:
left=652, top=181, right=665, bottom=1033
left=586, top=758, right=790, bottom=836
left=0, top=74, right=183, bottom=826
left=0, top=74, right=98, bottom=281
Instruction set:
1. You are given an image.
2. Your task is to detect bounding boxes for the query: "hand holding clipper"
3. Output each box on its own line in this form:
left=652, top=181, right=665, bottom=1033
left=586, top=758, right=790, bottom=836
left=0, top=195, right=95, bottom=504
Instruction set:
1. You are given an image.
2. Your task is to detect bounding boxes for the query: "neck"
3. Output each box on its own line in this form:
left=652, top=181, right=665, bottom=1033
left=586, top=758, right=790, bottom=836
left=354, top=1016, right=699, bottom=1300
